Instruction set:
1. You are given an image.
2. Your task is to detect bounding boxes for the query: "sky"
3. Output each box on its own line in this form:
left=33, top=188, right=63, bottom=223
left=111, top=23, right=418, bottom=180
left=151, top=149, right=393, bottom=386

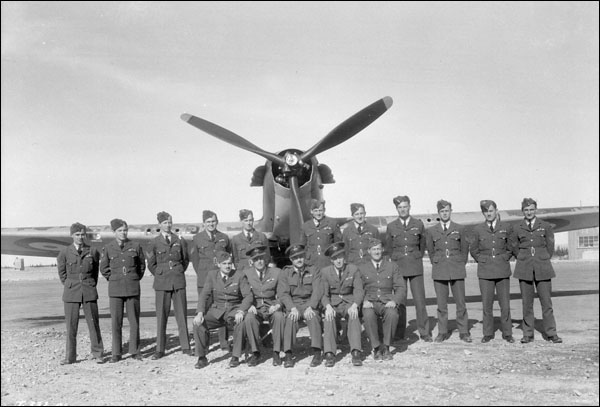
left=1, top=1, right=598, bottom=266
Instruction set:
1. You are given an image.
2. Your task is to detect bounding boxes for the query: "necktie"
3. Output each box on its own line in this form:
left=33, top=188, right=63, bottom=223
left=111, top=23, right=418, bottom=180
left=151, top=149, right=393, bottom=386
left=443, top=223, right=448, bottom=232
left=357, top=224, right=363, bottom=234
left=403, top=220, right=407, bottom=228
left=259, top=270, right=263, bottom=281
left=338, top=269, right=343, bottom=280
left=210, top=232, right=215, bottom=242
left=375, top=262, right=380, bottom=271
left=77, top=246, right=82, bottom=255
left=247, top=232, right=252, bottom=242
left=222, top=275, right=227, bottom=284
left=165, top=235, right=171, bottom=245
left=315, top=221, right=320, bottom=228
left=528, top=220, right=533, bottom=231
left=489, top=223, right=494, bottom=233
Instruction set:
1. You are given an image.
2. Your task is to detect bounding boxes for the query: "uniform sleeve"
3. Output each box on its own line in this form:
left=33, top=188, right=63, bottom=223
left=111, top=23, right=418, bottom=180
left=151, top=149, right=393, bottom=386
left=352, top=269, right=364, bottom=305
left=320, top=270, right=331, bottom=308
left=239, top=274, right=254, bottom=312
left=309, top=269, right=323, bottom=310
left=189, top=235, right=199, bottom=272
left=384, top=224, right=393, bottom=257
left=99, top=246, right=111, bottom=280
left=469, top=228, right=481, bottom=262
left=277, top=269, right=294, bottom=311
left=137, top=243, right=146, bottom=278
left=392, top=263, right=407, bottom=305
left=57, top=249, right=67, bottom=284
left=146, top=241, right=157, bottom=275
left=91, top=248, right=100, bottom=283
left=545, top=222, right=555, bottom=258
left=197, top=271, right=214, bottom=313
left=333, top=223, right=342, bottom=244
left=418, top=222, right=426, bottom=257
left=425, top=229, right=435, bottom=264
left=180, top=237, right=190, bottom=271
left=502, top=224, right=514, bottom=261
left=460, top=227, right=469, bottom=263
left=225, top=235, right=232, bottom=254
left=508, top=226, right=520, bottom=258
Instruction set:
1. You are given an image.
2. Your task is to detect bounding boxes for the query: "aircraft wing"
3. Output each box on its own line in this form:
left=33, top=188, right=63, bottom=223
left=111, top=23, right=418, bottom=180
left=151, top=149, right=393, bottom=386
left=0, top=221, right=245, bottom=258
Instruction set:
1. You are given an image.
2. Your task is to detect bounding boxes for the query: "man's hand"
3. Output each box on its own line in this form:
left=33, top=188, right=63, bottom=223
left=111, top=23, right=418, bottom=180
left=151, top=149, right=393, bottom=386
left=348, top=303, right=359, bottom=319
left=268, top=303, right=280, bottom=315
left=248, top=305, right=257, bottom=315
left=385, top=300, right=397, bottom=308
left=304, top=306, right=315, bottom=321
left=363, top=300, right=373, bottom=309
left=288, top=307, right=299, bottom=322
left=193, top=312, right=204, bottom=326
left=324, top=304, right=335, bottom=321
left=235, top=310, right=244, bottom=324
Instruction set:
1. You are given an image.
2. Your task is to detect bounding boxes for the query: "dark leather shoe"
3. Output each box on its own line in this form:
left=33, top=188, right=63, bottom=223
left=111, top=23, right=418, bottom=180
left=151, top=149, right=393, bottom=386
left=547, top=335, right=563, bottom=343
left=421, top=335, right=433, bottom=342
left=60, top=358, right=75, bottom=365
left=434, top=333, right=448, bottom=343
left=382, top=346, right=393, bottom=361
left=109, top=355, right=122, bottom=363
left=93, top=356, right=105, bottom=364
left=481, top=335, right=493, bottom=343
left=194, top=356, right=208, bottom=369
left=283, top=352, right=294, bottom=368
left=182, top=349, right=193, bottom=356
left=324, top=352, right=335, bottom=367
left=151, top=352, right=164, bottom=360
left=132, top=353, right=143, bottom=361
left=374, top=347, right=383, bottom=360
left=520, top=336, right=534, bottom=344
left=272, top=352, right=282, bottom=366
left=503, top=335, right=515, bottom=343
left=310, top=351, right=322, bottom=367
left=351, top=350, right=362, bottom=366
left=247, top=352, right=260, bottom=367
left=459, top=333, right=472, bottom=343
left=229, top=356, right=240, bottom=368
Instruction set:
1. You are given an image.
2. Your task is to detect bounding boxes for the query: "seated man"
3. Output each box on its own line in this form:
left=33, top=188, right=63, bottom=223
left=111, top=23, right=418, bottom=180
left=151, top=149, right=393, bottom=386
left=357, top=238, right=406, bottom=361
left=243, top=243, right=285, bottom=367
left=321, top=242, right=364, bottom=367
left=277, top=244, right=323, bottom=368
left=192, top=251, right=253, bottom=369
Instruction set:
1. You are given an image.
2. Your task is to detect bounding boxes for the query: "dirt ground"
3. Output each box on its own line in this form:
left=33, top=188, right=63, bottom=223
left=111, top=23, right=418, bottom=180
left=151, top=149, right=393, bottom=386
left=1, top=260, right=598, bottom=406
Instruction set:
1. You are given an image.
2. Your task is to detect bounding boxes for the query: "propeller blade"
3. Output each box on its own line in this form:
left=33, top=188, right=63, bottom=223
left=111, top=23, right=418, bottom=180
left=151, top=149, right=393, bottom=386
left=181, top=113, right=285, bottom=165
left=288, top=176, right=304, bottom=245
left=300, top=96, right=393, bottom=162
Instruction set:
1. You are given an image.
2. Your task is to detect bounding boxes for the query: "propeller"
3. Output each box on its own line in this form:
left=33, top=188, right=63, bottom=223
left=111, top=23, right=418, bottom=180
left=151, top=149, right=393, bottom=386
left=181, top=96, right=393, bottom=244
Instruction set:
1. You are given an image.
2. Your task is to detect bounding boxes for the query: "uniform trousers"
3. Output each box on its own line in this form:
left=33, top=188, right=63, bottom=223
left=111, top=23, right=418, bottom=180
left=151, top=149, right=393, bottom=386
left=433, top=279, right=469, bottom=335
left=283, top=304, right=322, bottom=352
left=109, top=295, right=141, bottom=356
left=398, top=274, right=430, bottom=338
left=155, top=288, right=190, bottom=353
left=64, top=300, right=104, bottom=361
left=197, top=285, right=229, bottom=349
left=244, top=308, right=284, bottom=353
left=362, top=301, right=399, bottom=349
left=519, top=278, right=557, bottom=338
left=323, top=303, right=362, bottom=354
left=479, top=278, right=512, bottom=337
left=193, top=310, right=244, bottom=358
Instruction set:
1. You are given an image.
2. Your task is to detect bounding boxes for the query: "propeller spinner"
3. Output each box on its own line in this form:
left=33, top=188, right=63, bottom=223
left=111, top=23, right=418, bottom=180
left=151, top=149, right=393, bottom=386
left=181, top=96, right=394, bottom=244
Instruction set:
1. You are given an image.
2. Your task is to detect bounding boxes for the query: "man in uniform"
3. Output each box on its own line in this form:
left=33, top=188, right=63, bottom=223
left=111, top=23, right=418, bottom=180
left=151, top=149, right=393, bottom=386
left=278, top=244, right=323, bottom=368
left=243, top=242, right=284, bottom=366
left=510, top=198, right=562, bottom=344
left=425, top=200, right=472, bottom=343
left=342, top=203, right=379, bottom=265
left=100, top=218, right=146, bottom=362
left=57, top=222, right=104, bottom=364
left=300, top=199, right=342, bottom=269
left=321, top=242, right=364, bottom=367
left=385, top=195, right=431, bottom=342
left=193, top=251, right=253, bottom=369
left=357, top=238, right=405, bottom=361
left=146, top=211, right=191, bottom=359
left=231, top=209, right=271, bottom=271
left=189, top=210, right=231, bottom=350
left=470, top=200, right=515, bottom=343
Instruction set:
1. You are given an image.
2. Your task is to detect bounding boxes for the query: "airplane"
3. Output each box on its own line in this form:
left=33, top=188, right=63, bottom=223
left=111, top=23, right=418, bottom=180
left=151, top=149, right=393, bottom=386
left=1, top=96, right=598, bottom=267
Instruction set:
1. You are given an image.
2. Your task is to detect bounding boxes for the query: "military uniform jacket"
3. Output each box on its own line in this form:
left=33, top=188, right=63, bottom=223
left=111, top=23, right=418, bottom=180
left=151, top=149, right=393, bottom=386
left=100, top=240, right=146, bottom=297
left=469, top=221, right=513, bottom=279
left=244, top=266, right=281, bottom=310
left=299, top=217, right=342, bottom=268
left=231, top=230, right=271, bottom=271
left=320, top=263, right=364, bottom=308
left=385, top=217, right=426, bottom=276
left=426, top=222, right=469, bottom=280
left=190, top=230, right=231, bottom=287
left=146, top=233, right=189, bottom=291
left=342, top=222, right=379, bottom=264
left=197, top=269, right=253, bottom=318
left=57, top=244, right=101, bottom=303
left=357, top=259, right=406, bottom=305
left=510, top=219, right=556, bottom=281
left=277, top=265, right=322, bottom=311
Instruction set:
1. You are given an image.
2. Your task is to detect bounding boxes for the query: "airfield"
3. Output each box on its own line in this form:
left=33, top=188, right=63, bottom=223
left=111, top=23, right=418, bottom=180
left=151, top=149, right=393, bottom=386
left=1, top=260, right=598, bottom=406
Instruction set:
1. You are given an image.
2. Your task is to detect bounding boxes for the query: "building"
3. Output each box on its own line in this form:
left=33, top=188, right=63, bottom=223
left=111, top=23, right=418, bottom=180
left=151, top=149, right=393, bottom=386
left=568, top=227, right=599, bottom=260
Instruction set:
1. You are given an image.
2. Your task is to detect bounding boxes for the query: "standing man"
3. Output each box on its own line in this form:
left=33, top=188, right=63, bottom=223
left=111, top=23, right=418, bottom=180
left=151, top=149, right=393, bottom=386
left=385, top=195, right=431, bottom=342
left=146, top=211, right=191, bottom=359
left=278, top=244, right=323, bottom=368
left=321, top=242, right=364, bottom=367
left=510, top=198, right=562, bottom=344
left=100, top=218, right=146, bottom=362
left=57, top=222, right=104, bottom=364
left=470, top=200, right=515, bottom=343
left=243, top=243, right=284, bottom=366
left=193, top=251, right=253, bottom=369
left=300, top=199, right=342, bottom=269
left=189, top=210, right=231, bottom=350
left=231, top=209, right=271, bottom=271
left=425, top=200, right=472, bottom=343
left=357, top=238, right=406, bottom=361
left=342, top=203, right=379, bottom=265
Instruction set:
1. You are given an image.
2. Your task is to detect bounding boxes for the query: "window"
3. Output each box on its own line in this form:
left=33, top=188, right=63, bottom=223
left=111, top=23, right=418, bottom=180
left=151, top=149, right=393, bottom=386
left=578, top=235, right=599, bottom=248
